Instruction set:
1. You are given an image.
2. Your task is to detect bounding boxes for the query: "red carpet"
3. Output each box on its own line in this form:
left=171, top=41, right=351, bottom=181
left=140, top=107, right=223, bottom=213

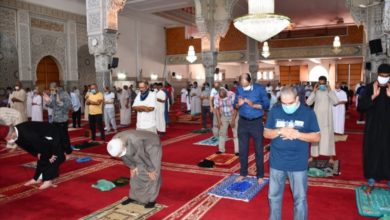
left=0, top=106, right=375, bottom=219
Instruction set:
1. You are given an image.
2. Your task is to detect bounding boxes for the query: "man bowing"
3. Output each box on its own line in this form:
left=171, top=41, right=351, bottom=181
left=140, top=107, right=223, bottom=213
left=107, top=130, right=162, bottom=208
left=0, top=121, right=68, bottom=189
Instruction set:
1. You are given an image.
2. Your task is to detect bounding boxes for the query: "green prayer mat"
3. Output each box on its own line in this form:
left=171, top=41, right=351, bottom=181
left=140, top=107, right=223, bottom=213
left=112, top=177, right=130, bottom=186
left=80, top=197, right=166, bottom=220
left=74, top=141, right=101, bottom=150
left=191, top=128, right=212, bottom=134
left=356, top=186, right=390, bottom=218
left=308, top=160, right=340, bottom=177
left=92, top=179, right=116, bottom=191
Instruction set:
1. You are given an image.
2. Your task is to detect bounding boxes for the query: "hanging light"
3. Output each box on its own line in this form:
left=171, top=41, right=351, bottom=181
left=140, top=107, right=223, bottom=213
left=262, top=41, right=271, bottom=58
left=332, top=36, right=341, bottom=54
left=150, top=73, right=158, bottom=80
left=186, top=45, right=197, bottom=63
left=233, top=0, right=290, bottom=42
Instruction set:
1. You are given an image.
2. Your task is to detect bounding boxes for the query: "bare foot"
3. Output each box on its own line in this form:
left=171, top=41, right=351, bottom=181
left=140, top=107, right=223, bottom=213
left=39, top=181, right=57, bottom=190
left=235, top=175, right=245, bottom=182
left=258, top=178, right=265, bottom=184
left=24, top=179, right=41, bottom=186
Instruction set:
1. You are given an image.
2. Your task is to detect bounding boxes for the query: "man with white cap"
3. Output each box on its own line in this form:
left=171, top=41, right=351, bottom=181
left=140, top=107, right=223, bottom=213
left=107, top=129, right=162, bottom=208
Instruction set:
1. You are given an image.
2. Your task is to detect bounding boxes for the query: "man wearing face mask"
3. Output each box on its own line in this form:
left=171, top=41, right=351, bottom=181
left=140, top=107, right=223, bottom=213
left=357, top=63, right=390, bottom=193
left=85, top=84, right=105, bottom=141
left=132, top=81, right=157, bottom=133
left=234, top=73, right=270, bottom=184
left=0, top=122, right=66, bottom=189
left=9, top=81, right=27, bottom=122
left=107, top=129, right=162, bottom=208
left=264, top=86, right=320, bottom=220
left=306, top=76, right=339, bottom=164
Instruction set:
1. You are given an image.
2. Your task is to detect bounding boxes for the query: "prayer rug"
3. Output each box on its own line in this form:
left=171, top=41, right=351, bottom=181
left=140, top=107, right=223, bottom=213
left=194, top=136, right=231, bottom=146
left=68, top=127, right=83, bottom=131
left=80, top=197, right=166, bottom=220
left=208, top=174, right=269, bottom=202
left=20, top=155, right=79, bottom=169
left=355, top=186, right=390, bottom=218
left=335, top=135, right=348, bottom=142
left=206, top=153, right=238, bottom=166
left=308, top=160, right=340, bottom=177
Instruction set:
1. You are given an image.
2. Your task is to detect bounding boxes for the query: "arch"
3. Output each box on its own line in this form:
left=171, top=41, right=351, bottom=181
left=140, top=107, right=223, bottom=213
left=35, top=56, right=60, bottom=90
left=309, top=65, right=329, bottom=82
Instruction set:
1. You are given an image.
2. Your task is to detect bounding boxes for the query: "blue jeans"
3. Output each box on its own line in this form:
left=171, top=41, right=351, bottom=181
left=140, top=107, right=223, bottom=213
left=268, top=168, right=308, bottom=220
left=237, top=117, right=264, bottom=178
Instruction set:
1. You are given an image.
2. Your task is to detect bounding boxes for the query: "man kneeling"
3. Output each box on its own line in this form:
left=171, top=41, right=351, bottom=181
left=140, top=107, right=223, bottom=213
left=0, top=122, right=69, bottom=189
left=107, top=130, right=162, bottom=208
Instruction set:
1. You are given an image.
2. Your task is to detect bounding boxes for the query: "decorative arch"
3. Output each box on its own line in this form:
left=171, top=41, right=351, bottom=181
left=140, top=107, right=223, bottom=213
left=35, top=55, right=61, bottom=90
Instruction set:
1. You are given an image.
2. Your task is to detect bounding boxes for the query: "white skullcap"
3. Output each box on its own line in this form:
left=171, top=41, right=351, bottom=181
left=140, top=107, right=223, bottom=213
left=107, top=138, right=126, bottom=157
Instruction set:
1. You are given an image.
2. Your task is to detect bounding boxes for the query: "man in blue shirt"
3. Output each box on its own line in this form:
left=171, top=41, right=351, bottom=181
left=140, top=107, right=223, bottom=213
left=264, top=86, right=320, bottom=220
left=234, top=73, right=270, bottom=184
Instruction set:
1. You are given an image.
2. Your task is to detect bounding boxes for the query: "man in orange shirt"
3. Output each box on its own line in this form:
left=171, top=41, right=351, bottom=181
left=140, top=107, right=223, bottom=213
left=86, top=84, right=105, bottom=141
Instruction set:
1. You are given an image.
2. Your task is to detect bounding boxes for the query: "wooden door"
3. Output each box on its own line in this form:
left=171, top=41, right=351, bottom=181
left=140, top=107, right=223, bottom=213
left=36, top=56, right=60, bottom=90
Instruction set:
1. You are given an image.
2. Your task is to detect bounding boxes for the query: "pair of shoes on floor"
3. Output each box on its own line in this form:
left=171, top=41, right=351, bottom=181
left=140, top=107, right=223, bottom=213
left=216, top=151, right=223, bottom=154
left=235, top=153, right=239, bottom=156
left=121, top=197, right=155, bottom=208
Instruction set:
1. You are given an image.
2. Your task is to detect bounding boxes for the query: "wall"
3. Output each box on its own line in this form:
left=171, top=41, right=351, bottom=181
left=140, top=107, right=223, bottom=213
left=114, top=15, right=166, bottom=81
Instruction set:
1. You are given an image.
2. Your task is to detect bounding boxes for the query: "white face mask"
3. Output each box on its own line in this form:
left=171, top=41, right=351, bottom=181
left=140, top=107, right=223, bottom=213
left=377, top=76, right=390, bottom=85
left=243, top=85, right=251, bottom=91
left=7, top=138, right=16, bottom=144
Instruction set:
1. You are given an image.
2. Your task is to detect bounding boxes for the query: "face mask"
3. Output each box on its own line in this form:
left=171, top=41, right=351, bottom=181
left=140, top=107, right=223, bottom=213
left=15, top=86, right=19, bottom=90
left=91, top=89, right=96, bottom=94
left=319, top=85, right=327, bottom=91
left=282, top=102, right=300, bottom=114
left=377, top=76, right=390, bottom=85
left=7, top=138, right=16, bottom=144
left=243, top=85, right=251, bottom=91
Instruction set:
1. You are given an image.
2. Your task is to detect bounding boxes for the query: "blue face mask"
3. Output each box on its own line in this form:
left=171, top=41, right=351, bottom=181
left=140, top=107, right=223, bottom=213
left=319, top=85, right=327, bottom=91
left=91, top=89, right=96, bottom=94
left=282, top=102, right=300, bottom=114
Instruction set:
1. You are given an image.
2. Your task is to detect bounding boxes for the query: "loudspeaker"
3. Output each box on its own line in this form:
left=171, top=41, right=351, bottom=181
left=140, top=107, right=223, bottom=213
left=109, top=57, right=119, bottom=69
left=172, top=72, right=176, bottom=77
left=365, top=62, right=371, bottom=71
left=369, top=39, right=383, bottom=54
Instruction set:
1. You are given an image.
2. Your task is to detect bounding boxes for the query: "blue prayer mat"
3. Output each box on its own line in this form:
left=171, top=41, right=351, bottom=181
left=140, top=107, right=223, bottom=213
left=356, top=186, right=390, bottom=218
left=208, top=174, right=269, bottom=202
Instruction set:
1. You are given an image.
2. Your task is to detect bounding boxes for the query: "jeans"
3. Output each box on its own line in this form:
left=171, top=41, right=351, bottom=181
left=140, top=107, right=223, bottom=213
left=201, top=106, right=212, bottom=129
left=268, top=168, right=308, bottom=220
left=238, top=117, right=264, bottom=178
left=218, top=115, right=238, bottom=153
left=72, top=108, right=81, bottom=128
left=104, top=107, right=117, bottom=130
left=89, top=114, right=105, bottom=141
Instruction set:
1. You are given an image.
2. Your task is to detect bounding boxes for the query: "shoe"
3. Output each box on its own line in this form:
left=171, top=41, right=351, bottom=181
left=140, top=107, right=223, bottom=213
left=121, top=197, right=135, bottom=205
left=144, top=202, right=156, bottom=208
left=235, top=153, right=239, bottom=156
left=216, top=151, right=223, bottom=154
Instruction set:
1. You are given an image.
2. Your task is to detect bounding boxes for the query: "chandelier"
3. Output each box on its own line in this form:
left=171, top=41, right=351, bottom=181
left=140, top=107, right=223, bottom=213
left=332, top=36, right=341, bottom=54
left=262, top=41, right=270, bottom=58
left=233, top=0, right=290, bottom=42
left=186, top=45, right=197, bottom=63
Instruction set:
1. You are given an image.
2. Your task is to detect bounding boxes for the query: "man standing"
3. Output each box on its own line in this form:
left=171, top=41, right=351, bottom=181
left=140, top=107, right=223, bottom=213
left=200, top=83, right=212, bottom=130
left=104, top=86, right=117, bottom=133
left=107, top=130, right=162, bottom=208
left=86, top=84, right=105, bottom=141
left=119, top=85, right=131, bottom=126
left=215, top=88, right=239, bottom=155
left=43, top=83, right=72, bottom=154
left=132, top=81, right=157, bottom=133
left=190, top=82, right=201, bottom=116
left=155, top=83, right=166, bottom=134
left=180, top=86, right=189, bottom=112
left=210, top=82, right=221, bottom=139
left=9, top=81, right=27, bottom=122
left=306, top=76, right=339, bottom=164
left=31, top=88, right=43, bottom=122
left=0, top=122, right=67, bottom=189
left=357, top=63, right=390, bottom=193
left=264, top=86, right=320, bottom=220
left=70, top=88, right=81, bottom=128
left=234, top=73, right=270, bottom=184
left=332, top=82, right=348, bottom=135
